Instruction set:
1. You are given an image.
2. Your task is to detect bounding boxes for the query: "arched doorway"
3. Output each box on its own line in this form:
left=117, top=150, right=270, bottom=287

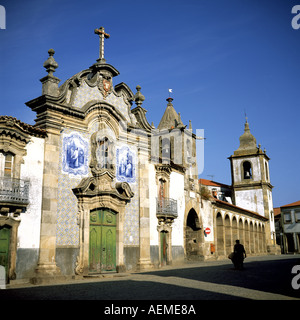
left=244, top=220, right=250, bottom=253
left=238, top=218, right=244, bottom=246
left=258, top=224, right=263, bottom=253
left=224, top=215, right=231, bottom=255
left=185, top=209, right=202, bottom=260
left=250, top=221, right=254, bottom=253
left=232, top=216, right=238, bottom=244
left=216, top=212, right=224, bottom=256
left=262, top=225, right=266, bottom=252
left=254, top=223, right=259, bottom=254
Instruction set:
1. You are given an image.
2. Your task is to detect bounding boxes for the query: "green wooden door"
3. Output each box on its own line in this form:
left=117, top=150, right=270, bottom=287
left=0, top=226, right=11, bottom=281
left=160, top=231, right=167, bottom=266
left=89, top=209, right=116, bottom=273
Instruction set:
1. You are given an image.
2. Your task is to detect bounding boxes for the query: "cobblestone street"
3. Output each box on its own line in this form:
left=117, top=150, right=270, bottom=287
left=1, top=254, right=300, bottom=301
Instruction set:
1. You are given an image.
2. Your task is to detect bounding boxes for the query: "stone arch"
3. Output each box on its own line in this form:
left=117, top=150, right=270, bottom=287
left=185, top=208, right=202, bottom=260
left=84, top=101, right=127, bottom=136
left=249, top=221, right=254, bottom=253
left=242, top=160, right=253, bottom=180
left=258, top=223, right=263, bottom=253
left=244, top=220, right=250, bottom=253
left=216, top=212, right=225, bottom=256
left=232, top=216, right=238, bottom=244
left=224, top=214, right=231, bottom=255
left=262, top=224, right=266, bottom=252
left=254, top=222, right=259, bottom=254
left=238, top=218, right=244, bottom=246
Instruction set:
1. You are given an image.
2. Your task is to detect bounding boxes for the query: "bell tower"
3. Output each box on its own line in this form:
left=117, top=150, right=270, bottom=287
left=228, top=118, right=280, bottom=253
left=229, top=118, right=273, bottom=219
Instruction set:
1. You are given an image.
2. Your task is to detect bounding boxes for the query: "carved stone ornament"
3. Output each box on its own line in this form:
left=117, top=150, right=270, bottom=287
left=89, top=125, right=115, bottom=177
left=97, top=71, right=113, bottom=98
left=73, top=172, right=134, bottom=276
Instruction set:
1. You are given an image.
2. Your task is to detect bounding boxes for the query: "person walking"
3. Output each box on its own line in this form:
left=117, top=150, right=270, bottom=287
left=233, top=240, right=246, bottom=270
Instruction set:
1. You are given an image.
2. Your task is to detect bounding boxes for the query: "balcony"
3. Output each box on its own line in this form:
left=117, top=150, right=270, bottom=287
left=0, top=177, right=30, bottom=214
left=156, top=197, right=178, bottom=221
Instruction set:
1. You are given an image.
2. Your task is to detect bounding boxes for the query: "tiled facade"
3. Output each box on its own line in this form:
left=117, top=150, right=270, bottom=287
left=56, top=124, right=140, bottom=247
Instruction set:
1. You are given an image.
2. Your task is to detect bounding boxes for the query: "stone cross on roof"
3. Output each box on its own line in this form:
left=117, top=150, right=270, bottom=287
left=94, top=26, right=110, bottom=63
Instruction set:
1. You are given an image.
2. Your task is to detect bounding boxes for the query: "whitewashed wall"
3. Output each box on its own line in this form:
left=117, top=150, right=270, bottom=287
left=149, top=164, right=158, bottom=246
left=18, top=136, right=44, bottom=249
left=170, top=171, right=185, bottom=246
left=235, top=189, right=264, bottom=216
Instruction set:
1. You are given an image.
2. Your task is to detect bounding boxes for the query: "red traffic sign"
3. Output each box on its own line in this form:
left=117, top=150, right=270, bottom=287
left=205, top=227, right=211, bottom=235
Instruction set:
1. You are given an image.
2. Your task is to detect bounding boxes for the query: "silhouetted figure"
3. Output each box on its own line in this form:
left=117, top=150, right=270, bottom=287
left=233, top=240, right=246, bottom=270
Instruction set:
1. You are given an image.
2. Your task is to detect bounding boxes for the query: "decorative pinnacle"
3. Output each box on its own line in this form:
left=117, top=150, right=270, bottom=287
left=134, top=85, right=145, bottom=107
left=94, top=26, right=110, bottom=63
left=43, top=49, right=58, bottom=76
left=166, top=97, right=173, bottom=105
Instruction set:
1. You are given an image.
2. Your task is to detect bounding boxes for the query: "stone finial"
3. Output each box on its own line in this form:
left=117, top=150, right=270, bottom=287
left=40, top=49, right=60, bottom=96
left=43, top=49, right=58, bottom=76
left=134, top=85, right=145, bottom=107
left=177, top=112, right=185, bottom=129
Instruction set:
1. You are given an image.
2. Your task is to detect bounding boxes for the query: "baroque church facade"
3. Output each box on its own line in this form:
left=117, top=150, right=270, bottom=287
left=0, top=28, right=278, bottom=283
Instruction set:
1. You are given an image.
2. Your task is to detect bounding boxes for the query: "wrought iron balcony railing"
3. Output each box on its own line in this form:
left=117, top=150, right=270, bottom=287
left=156, top=197, right=178, bottom=219
left=0, top=177, right=30, bottom=205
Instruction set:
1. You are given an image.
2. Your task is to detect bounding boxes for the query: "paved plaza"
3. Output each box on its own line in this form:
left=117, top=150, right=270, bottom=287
left=1, top=254, right=299, bottom=300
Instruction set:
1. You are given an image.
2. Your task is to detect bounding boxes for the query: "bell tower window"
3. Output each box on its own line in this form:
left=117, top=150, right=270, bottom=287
left=265, top=162, right=269, bottom=181
left=243, top=161, right=252, bottom=180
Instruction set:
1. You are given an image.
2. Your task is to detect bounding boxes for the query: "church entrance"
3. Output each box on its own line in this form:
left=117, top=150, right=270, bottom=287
left=0, top=226, right=10, bottom=282
left=89, top=209, right=116, bottom=273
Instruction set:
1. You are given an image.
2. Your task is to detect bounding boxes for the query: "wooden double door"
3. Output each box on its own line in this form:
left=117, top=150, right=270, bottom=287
left=89, top=209, right=116, bottom=273
left=0, top=226, right=10, bottom=282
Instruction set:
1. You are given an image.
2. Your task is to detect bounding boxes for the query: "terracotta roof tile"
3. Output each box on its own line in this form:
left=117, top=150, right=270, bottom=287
left=280, top=200, right=300, bottom=208
left=199, top=178, right=231, bottom=189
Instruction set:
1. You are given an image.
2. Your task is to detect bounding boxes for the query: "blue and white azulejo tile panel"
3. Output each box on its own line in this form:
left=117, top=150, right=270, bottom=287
left=62, top=132, right=89, bottom=176
left=116, top=145, right=136, bottom=184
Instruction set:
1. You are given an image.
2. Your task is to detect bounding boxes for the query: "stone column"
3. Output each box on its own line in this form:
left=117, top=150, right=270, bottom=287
left=32, top=130, right=61, bottom=282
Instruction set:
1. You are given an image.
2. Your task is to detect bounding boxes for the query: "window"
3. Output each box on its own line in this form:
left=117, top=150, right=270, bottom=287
left=284, top=212, right=292, bottom=224
left=97, top=137, right=114, bottom=170
left=161, top=138, right=170, bottom=161
left=0, top=151, right=14, bottom=177
left=265, top=162, right=269, bottom=181
left=186, top=139, right=192, bottom=164
left=243, top=161, right=252, bottom=180
left=159, top=179, right=166, bottom=200
left=295, top=211, right=300, bottom=223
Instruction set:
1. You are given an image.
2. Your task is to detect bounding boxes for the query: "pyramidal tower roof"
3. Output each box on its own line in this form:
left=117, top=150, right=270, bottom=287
left=234, top=118, right=257, bottom=155
left=157, top=98, right=184, bottom=130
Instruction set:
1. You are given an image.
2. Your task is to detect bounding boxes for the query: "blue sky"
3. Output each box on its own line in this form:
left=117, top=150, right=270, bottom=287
left=0, top=0, right=299, bottom=208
